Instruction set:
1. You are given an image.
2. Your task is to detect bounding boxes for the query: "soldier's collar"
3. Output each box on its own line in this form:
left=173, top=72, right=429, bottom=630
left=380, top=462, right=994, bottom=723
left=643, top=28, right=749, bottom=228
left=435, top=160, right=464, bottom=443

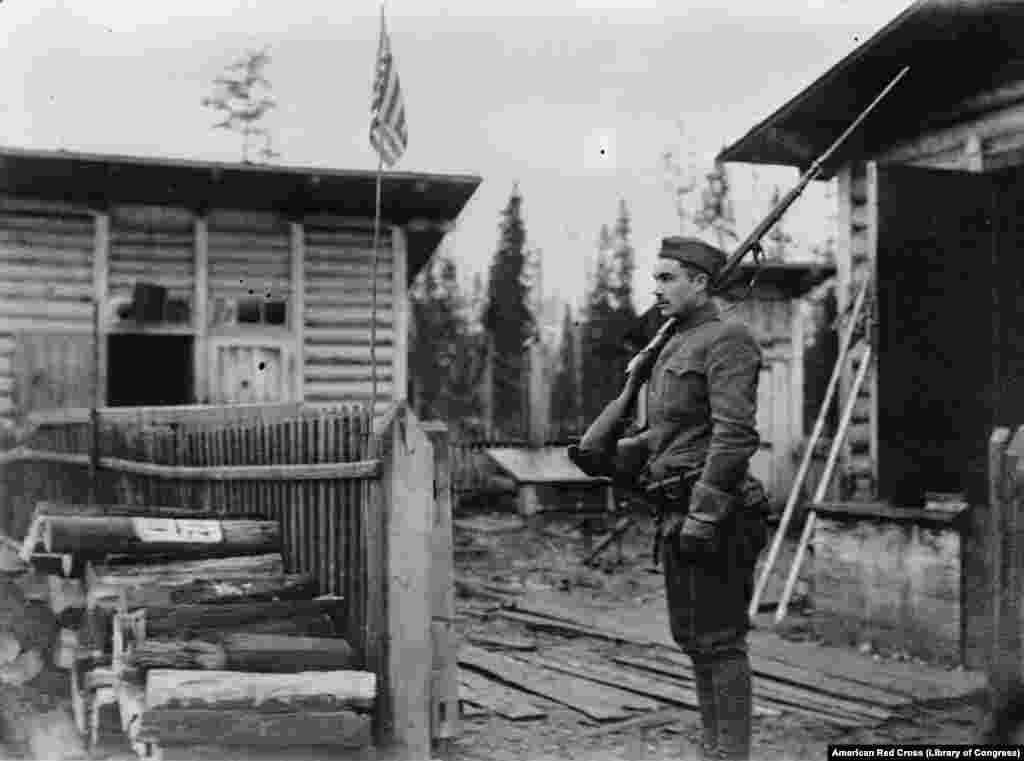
left=673, top=300, right=720, bottom=333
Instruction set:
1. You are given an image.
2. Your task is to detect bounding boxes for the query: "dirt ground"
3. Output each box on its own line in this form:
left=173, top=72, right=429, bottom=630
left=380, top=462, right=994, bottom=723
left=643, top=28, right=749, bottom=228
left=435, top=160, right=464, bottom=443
left=0, top=501, right=993, bottom=761
left=448, top=502, right=992, bottom=761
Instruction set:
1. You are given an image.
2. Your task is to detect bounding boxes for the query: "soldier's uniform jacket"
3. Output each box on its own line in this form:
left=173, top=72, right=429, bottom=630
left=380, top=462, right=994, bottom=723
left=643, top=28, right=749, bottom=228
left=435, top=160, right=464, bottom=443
left=641, top=301, right=762, bottom=510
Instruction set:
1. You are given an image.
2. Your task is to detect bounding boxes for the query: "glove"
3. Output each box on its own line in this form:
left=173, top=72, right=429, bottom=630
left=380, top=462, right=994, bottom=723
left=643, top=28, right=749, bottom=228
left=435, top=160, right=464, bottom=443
left=677, top=515, right=720, bottom=558
left=677, top=481, right=737, bottom=558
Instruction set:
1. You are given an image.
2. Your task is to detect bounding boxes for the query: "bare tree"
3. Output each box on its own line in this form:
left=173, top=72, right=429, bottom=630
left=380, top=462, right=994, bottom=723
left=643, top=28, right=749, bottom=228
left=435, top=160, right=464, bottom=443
left=203, top=46, right=280, bottom=163
left=660, top=120, right=701, bottom=235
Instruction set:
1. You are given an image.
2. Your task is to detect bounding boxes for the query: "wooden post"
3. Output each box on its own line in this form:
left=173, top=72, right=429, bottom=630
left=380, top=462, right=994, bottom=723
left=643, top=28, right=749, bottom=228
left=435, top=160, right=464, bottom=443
left=289, top=221, right=305, bottom=403
left=864, top=161, right=880, bottom=500
left=989, top=427, right=1013, bottom=707
left=422, top=420, right=458, bottom=746
left=369, top=404, right=434, bottom=758
left=194, top=215, right=209, bottom=404
left=92, top=210, right=109, bottom=409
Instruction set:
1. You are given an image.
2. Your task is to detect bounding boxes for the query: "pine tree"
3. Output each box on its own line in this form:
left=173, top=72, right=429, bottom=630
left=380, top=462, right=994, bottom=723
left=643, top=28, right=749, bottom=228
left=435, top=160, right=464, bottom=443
left=550, top=305, right=581, bottom=440
left=482, top=186, right=535, bottom=439
left=408, top=252, right=481, bottom=428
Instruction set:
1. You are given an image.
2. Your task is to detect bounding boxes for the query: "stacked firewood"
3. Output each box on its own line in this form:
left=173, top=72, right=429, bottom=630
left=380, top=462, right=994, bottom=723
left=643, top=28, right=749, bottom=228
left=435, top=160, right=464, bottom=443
left=19, top=502, right=376, bottom=759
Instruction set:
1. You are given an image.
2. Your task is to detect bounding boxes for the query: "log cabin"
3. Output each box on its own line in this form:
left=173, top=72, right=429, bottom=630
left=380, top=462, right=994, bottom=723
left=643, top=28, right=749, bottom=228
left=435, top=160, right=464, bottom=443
left=719, top=0, right=1024, bottom=667
left=0, top=146, right=480, bottom=422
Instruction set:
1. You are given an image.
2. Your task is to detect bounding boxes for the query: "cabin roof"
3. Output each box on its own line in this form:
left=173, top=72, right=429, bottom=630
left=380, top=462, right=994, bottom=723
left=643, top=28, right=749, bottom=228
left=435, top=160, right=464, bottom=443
left=0, top=145, right=482, bottom=279
left=717, top=0, right=1024, bottom=174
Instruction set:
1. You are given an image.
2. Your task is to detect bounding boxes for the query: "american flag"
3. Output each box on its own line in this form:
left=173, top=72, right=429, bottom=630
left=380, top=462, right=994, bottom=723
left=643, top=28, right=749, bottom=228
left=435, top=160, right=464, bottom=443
left=370, top=7, right=407, bottom=167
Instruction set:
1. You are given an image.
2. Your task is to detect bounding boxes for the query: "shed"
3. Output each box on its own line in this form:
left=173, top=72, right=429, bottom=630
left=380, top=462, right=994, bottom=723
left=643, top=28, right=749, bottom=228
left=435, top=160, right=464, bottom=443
left=0, top=147, right=480, bottom=422
left=718, top=0, right=1024, bottom=667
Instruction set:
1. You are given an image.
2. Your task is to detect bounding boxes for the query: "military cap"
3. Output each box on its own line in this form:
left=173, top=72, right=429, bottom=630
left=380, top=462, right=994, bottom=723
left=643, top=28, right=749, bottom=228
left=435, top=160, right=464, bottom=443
left=658, top=236, right=726, bottom=278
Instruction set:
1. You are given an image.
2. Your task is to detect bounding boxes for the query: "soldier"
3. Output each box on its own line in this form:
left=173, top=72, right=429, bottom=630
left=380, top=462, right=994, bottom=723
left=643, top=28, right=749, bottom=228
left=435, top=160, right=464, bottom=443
left=570, top=235, right=768, bottom=761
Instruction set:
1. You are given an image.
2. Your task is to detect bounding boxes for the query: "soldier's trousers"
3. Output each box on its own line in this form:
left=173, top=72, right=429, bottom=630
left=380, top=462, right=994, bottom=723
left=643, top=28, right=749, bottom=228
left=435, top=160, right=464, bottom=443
left=661, top=505, right=766, bottom=655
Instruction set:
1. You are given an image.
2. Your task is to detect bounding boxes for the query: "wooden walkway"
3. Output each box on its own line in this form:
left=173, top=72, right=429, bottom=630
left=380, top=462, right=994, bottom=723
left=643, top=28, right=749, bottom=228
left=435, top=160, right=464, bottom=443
left=457, top=592, right=987, bottom=732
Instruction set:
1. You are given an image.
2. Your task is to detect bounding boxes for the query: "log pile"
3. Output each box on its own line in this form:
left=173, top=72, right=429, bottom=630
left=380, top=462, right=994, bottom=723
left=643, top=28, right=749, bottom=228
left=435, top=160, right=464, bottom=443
left=15, top=502, right=375, bottom=759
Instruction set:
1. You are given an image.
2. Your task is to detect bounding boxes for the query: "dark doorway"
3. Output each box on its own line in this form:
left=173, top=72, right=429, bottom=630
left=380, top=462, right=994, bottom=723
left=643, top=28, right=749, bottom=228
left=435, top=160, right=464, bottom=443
left=107, top=335, right=193, bottom=406
left=875, top=163, right=1024, bottom=509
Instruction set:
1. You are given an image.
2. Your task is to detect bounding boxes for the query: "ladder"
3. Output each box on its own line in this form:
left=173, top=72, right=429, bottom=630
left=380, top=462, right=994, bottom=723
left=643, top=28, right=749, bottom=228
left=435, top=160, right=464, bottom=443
left=748, top=273, right=875, bottom=623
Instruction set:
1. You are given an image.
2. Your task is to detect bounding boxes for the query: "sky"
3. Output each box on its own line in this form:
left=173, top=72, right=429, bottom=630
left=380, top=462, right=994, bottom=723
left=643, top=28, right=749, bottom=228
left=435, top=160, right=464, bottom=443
left=0, top=0, right=907, bottom=321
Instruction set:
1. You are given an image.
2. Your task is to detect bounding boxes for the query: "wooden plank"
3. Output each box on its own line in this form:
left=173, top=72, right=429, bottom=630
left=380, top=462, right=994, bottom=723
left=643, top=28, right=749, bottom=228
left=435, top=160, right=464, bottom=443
left=304, top=327, right=395, bottom=344
left=611, top=655, right=865, bottom=728
left=990, top=427, right=1017, bottom=706
left=305, top=307, right=394, bottom=325
left=0, top=447, right=380, bottom=480
left=494, top=608, right=642, bottom=643
left=27, top=401, right=303, bottom=426
left=518, top=651, right=698, bottom=709
left=748, top=631, right=985, bottom=701
left=305, top=366, right=395, bottom=383
left=465, top=633, right=537, bottom=651
left=460, top=699, right=489, bottom=719
left=145, top=668, right=375, bottom=712
left=139, top=708, right=372, bottom=747
left=534, top=647, right=787, bottom=717
left=110, top=203, right=194, bottom=231
left=459, top=644, right=653, bottom=721
left=304, top=381, right=395, bottom=400
left=0, top=300, right=93, bottom=321
left=654, top=648, right=906, bottom=711
left=0, top=244, right=92, bottom=265
left=42, top=514, right=280, bottom=557
left=143, top=599, right=343, bottom=639
left=579, top=707, right=687, bottom=739
left=458, top=670, right=547, bottom=720
left=486, top=446, right=607, bottom=485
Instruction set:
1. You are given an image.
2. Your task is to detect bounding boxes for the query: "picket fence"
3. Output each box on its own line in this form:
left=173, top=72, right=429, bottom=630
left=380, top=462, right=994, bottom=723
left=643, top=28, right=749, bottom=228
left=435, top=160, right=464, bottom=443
left=0, top=401, right=455, bottom=758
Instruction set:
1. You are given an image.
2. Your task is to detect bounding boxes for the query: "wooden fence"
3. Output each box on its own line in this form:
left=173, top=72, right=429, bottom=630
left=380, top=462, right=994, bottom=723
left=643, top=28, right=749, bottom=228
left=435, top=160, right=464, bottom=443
left=0, top=401, right=453, bottom=758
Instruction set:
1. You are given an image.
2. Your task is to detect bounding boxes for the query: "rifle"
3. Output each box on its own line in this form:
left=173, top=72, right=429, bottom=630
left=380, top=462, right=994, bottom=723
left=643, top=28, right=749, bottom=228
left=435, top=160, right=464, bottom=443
left=572, top=66, right=910, bottom=486
left=626, top=65, right=910, bottom=383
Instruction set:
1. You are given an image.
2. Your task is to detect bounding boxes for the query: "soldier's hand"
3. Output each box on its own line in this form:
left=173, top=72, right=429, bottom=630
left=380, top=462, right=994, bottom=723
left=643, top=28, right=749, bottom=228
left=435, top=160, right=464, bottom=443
left=677, top=515, right=721, bottom=558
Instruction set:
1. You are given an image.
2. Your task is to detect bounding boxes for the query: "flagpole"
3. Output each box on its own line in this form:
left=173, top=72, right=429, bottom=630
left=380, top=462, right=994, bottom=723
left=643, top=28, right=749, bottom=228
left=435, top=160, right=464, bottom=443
left=370, top=154, right=384, bottom=419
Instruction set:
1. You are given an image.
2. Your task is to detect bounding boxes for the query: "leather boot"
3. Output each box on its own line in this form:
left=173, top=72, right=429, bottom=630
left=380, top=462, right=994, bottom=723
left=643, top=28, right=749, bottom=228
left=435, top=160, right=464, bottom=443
left=707, top=651, right=752, bottom=761
left=692, top=659, right=718, bottom=759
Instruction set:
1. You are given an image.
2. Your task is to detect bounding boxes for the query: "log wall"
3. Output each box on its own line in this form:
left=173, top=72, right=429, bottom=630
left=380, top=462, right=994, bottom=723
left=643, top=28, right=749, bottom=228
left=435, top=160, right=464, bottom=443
left=0, top=196, right=411, bottom=424
left=303, top=223, right=396, bottom=416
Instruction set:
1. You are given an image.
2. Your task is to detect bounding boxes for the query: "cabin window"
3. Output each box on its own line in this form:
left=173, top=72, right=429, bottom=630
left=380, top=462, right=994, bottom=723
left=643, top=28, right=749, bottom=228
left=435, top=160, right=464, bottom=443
left=107, top=334, right=194, bottom=406
left=211, top=296, right=288, bottom=328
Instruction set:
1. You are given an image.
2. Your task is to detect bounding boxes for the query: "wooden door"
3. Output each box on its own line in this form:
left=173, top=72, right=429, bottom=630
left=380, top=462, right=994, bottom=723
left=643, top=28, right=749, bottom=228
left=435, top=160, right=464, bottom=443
left=208, top=338, right=293, bottom=404
left=750, top=349, right=797, bottom=505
